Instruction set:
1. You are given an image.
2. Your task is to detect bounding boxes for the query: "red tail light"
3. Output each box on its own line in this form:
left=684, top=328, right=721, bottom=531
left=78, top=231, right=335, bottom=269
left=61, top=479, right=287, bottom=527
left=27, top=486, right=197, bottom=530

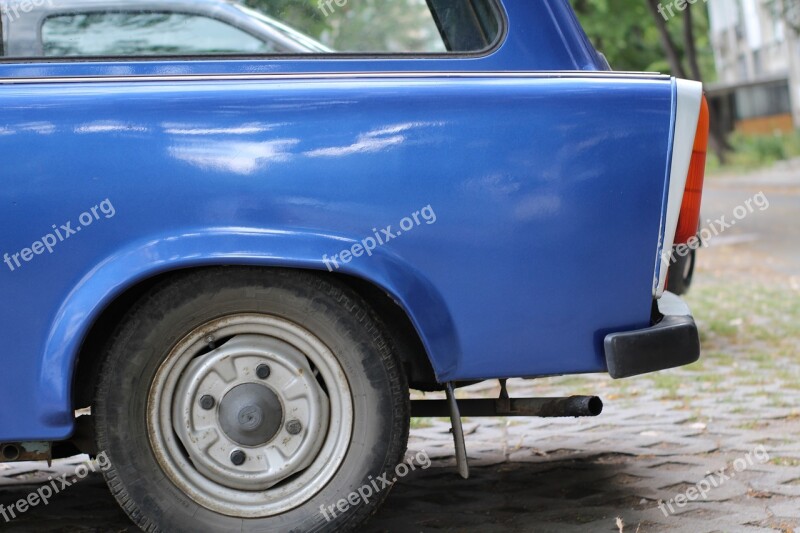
left=674, top=95, right=709, bottom=244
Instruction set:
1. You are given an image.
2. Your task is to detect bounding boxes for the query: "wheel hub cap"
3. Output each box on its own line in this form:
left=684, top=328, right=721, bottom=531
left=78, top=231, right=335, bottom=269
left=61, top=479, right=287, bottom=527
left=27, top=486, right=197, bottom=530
left=219, top=383, right=283, bottom=446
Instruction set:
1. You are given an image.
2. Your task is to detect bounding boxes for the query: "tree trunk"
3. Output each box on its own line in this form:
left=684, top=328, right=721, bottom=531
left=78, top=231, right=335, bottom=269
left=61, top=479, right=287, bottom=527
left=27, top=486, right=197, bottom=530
left=684, top=5, right=731, bottom=162
left=682, top=5, right=703, bottom=81
left=645, top=0, right=687, bottom=78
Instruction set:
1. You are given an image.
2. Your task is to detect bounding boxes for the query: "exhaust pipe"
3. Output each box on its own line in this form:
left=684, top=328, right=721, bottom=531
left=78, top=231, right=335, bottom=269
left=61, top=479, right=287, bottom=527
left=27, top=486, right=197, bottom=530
left=0, top=442, right=52, bottom=462
left=502, top=396, right=603, bottom=417
left=1, top=444, right=20, bottom=461
left=411, top=395, right=603, bottom=418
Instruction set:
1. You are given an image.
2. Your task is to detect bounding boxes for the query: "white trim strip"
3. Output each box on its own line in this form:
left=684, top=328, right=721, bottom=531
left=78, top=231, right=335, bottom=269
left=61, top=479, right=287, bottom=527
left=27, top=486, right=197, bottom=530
left=0, top=70, right=670, bottom=85
left=655, top=78, right=703, bottom=298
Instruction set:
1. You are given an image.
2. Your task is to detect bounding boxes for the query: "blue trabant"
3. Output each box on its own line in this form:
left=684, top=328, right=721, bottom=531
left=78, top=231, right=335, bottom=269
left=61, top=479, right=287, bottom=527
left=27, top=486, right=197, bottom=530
left=0, top=0, right=708, bottom=530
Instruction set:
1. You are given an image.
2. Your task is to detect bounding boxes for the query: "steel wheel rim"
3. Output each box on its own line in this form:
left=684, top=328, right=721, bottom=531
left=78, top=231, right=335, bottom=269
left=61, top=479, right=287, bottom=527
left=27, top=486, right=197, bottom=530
left=147, top=313, right=353, bottom=518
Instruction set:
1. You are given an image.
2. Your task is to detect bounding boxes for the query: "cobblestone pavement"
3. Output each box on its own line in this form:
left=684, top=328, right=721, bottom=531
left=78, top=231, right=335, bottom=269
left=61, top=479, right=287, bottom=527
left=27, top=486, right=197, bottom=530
left=1, top=166, right=799, bottom=532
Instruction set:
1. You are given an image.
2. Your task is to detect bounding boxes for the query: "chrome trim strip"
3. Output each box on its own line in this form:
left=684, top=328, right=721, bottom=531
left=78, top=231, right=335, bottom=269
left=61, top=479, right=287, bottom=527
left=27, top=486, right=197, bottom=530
left=0, top=71, right=670, bottom=85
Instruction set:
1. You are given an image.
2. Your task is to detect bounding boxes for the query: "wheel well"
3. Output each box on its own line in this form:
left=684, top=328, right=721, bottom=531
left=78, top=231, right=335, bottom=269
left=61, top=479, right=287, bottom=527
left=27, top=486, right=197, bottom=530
left=330, top=273, right=440, bottom=391
left=72, top=271, right=171, bottom=410
left=72, top=267, right=440, bottom=410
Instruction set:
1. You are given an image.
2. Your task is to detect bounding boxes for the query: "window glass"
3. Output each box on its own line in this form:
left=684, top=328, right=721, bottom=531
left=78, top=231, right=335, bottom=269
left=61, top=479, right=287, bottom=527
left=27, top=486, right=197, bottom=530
left=42, top=13, right=276, bottom=56
left=240, top=0, right=446, bottom=53
left=12, top=0, right=499, bottom=58
left=734, top=82, right=791, bottom=120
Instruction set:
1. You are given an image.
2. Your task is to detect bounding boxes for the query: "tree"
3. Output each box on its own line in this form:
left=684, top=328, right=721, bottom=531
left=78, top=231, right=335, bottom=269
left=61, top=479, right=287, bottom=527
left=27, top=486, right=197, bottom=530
left=766, top=0, right=800, bottom=33
left=682, top=3, right=703, bottom=81
left=572, top=0, right=726, bottom=160
left=644, top=0, right=687, bottom=77
left=644, top=0, right=730, bottom=161
left=572, top=0, right=672, bottom=73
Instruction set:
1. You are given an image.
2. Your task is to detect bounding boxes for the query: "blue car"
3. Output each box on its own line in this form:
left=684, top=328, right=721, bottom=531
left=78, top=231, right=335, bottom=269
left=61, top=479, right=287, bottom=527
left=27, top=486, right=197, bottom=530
left=0, top=0, right=708, bottom=530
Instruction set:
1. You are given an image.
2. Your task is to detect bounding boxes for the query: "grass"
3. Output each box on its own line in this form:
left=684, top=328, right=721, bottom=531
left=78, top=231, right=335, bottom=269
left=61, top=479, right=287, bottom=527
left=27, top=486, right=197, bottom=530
left=648, top=373, right=684, bottom=393
left=737, top=420, right=770, bottom=430
left=770, top=457, right=800, bottom=467
left=684, top=359, right=706, bottom=372
left=707, top=130, right=800, bottom=173
left=410, top=418, right=434, bottom=429
left=781, top=381, right=800, bottom=390
left=686, top=283, right=800, bottom=354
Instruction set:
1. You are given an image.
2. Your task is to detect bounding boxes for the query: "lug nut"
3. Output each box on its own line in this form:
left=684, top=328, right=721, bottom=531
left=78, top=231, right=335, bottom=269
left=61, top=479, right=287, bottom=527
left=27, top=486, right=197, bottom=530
left=199, top=395, right=215, bottom=410
left=256, top=364, right=271, bottom=379
left=230, top=450, right=246, bottom=466
left=286, top=420, right=302, bottom=435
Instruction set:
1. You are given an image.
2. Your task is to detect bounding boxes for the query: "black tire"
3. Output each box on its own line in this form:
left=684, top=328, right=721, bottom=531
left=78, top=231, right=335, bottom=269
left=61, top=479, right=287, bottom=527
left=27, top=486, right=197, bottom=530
left=667, top=247, right=696, bottom=295
left=94, top=267, right=409, bottom=533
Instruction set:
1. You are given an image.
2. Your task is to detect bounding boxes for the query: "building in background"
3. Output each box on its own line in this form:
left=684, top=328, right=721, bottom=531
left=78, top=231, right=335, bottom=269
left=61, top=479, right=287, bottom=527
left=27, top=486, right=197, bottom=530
left=706, top=0, right=800, bottom=134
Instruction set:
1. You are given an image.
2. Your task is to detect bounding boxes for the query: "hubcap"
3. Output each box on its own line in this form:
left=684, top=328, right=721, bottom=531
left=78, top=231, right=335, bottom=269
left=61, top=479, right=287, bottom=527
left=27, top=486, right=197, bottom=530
left=218, top=383, right=282, bottom=447
left=148, top=314, right=353, bottom=517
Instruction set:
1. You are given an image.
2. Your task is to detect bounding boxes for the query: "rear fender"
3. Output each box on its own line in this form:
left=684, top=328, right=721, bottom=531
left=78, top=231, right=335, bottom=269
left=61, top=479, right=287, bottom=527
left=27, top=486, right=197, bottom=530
left=37, top=228, right=458, bottom=439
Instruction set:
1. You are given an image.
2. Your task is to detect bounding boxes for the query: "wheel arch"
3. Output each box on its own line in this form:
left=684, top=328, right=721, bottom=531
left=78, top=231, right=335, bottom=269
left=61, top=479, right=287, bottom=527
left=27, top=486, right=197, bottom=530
left=61, top=229, right=451, bottom=429
left=71, top=265, right=441, bottom=412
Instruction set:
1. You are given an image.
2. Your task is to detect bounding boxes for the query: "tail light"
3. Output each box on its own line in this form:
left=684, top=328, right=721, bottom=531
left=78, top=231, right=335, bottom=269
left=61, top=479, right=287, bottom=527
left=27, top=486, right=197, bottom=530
left=674, top=95, right=709, bottom=244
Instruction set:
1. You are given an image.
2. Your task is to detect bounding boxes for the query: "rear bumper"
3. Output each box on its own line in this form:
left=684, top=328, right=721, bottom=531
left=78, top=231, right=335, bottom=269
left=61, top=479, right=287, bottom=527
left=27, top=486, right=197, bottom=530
left=604, top=292, right=700, bottom=379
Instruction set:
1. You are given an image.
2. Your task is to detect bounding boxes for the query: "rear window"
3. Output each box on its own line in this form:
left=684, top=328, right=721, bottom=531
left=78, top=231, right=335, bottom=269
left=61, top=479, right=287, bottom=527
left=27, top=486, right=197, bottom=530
left=42, top=13, right=279, bottom=56
left=3, top=0, right=502, bottom=58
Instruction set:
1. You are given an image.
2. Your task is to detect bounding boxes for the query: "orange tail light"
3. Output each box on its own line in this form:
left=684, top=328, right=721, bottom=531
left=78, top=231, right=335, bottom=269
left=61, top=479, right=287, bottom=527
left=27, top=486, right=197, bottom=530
left=674, top=95, right=709, bottom=244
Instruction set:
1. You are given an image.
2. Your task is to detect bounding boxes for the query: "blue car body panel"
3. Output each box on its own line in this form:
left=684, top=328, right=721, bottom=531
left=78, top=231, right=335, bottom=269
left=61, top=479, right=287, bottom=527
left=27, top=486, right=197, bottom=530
left=0, top=0, right=676, bottom=441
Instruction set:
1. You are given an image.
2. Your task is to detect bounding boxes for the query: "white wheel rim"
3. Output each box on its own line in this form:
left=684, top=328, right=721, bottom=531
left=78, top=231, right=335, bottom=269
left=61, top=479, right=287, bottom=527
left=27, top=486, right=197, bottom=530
left=147, top=314, right=353, bottom=518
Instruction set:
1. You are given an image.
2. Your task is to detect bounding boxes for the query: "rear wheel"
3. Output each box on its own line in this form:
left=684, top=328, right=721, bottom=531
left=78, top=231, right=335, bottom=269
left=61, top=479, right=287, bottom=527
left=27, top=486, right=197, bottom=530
left=94, top=268, right=409, bottom=532
left=667, top=247, right=696, bottom=295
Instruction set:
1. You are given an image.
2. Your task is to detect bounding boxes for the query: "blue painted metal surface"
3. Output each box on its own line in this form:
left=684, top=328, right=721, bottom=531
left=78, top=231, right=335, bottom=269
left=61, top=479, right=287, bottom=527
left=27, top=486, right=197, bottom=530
left=0, top=0, right=674, bottom=441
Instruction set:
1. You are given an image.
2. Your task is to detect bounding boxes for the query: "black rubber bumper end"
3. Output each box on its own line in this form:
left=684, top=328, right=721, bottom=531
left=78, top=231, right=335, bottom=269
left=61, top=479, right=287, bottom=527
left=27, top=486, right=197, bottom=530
left=604, top=315, right=700, bottom=379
